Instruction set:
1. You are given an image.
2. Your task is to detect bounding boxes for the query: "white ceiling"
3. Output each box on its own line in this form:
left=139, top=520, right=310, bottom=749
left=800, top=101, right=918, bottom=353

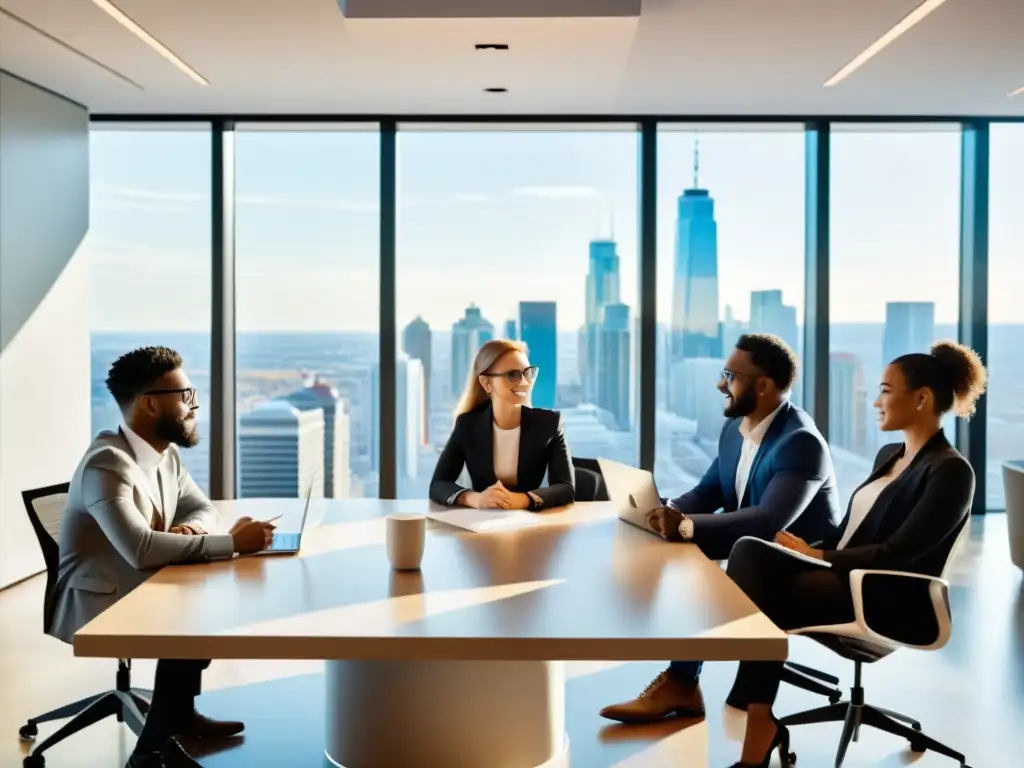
left=0, top=0, right=1021, bottom=116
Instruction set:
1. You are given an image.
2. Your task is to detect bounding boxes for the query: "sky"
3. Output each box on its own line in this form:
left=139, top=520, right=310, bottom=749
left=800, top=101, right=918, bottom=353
left=85, top=123, right=1024, bottom=333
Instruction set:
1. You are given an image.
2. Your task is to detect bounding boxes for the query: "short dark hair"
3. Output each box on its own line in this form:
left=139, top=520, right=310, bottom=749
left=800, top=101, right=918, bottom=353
left=894, top=340, right=987, bottom=418
left=105, top=346, right=183, bottom=408
left=734, top=333, right=798, bottom=392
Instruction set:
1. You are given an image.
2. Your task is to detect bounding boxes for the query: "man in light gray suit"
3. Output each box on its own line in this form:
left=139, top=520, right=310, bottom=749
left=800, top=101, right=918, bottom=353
left=51, top=346, right=275, bottom=768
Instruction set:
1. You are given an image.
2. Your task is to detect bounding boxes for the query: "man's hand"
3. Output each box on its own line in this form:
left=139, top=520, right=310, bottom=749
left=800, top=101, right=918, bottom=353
left=229, top=516, right=255, bottom=535
left=774, top=531, right=823, bottom=559
left=646, top=506, right=685, bottom=541
left=168, top=524, right=202, bottom=535
left=474, top=482, right=513, bottom=509
left=230, top=519, right=276, bottom=554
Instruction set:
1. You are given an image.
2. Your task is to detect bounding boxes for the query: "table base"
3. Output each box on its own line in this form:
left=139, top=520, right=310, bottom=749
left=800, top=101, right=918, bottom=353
left=324, top=659, right=568, bottom=767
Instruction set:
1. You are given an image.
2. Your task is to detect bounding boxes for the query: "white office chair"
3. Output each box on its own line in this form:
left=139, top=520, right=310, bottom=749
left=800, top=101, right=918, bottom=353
left=779, top=520, right=972, bottom=768
left=19, top=484, right=151, bottom=768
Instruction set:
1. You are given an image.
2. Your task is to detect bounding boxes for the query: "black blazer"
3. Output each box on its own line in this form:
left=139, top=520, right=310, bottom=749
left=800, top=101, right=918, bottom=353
left=429, top=404, right=575, bottom=510
left=822, top=430, right=974, bottom=575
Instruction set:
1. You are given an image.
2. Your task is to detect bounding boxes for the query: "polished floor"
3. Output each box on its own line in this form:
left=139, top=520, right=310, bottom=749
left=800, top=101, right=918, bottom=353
left=2, top=514, right=1020, bottom=768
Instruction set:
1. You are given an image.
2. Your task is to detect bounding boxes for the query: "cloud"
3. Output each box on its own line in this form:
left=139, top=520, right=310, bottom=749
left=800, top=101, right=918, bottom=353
left=92, top=184, right=208, bottom=204
left=235, top=193, right=378, bottom=213
left=512, top=185, right=603, bottom=200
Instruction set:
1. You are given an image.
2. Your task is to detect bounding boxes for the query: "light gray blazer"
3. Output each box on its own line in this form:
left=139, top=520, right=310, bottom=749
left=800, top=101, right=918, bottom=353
left=47, top=429, right=235, bottom=645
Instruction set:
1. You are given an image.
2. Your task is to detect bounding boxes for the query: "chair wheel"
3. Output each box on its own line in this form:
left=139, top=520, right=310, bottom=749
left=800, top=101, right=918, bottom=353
left=19, top=722, right=37, bottom=741
left=785, top=751, right=797, bottom=766
left=909, top=738, right=926, bottom=753
left=828, top=693, right=841, bottom=704
left=24, top=754, right=45, bottom=768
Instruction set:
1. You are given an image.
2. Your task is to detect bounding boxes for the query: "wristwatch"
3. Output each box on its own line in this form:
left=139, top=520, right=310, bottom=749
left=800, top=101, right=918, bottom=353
left=528, top=491, right=543, bottom=510
left=677, top=516, right=695, bottom=541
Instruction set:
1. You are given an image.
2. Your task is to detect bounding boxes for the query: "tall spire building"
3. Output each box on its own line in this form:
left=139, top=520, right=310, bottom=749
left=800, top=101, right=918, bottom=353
left=671, top=141, right=721, bottom=362
left=580, top=238, right=623, bottom=405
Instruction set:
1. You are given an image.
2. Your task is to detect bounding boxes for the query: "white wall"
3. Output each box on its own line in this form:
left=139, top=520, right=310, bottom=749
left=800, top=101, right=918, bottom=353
left=0, top=72, right=91, bottom=588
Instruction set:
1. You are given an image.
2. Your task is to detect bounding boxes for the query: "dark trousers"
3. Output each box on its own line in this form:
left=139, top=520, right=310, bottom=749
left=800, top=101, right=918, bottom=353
left=727, top=539, right=855, bottom=705
left=668, top=540, right=741, bottom=682
left=135, top=659, right=211, bottom=753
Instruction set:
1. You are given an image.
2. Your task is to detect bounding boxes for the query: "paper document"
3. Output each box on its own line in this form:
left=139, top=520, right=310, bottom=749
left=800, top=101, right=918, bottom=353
left=759, top=540, right=833, bottom=568
left=426, top=508, right=543, bottom=533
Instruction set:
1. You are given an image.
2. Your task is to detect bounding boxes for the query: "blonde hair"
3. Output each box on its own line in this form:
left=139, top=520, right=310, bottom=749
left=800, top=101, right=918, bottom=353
left=454, top=339, right=528, bottom=417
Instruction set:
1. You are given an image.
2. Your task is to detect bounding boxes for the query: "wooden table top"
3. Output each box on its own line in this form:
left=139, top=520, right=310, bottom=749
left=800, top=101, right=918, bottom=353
left=74, top=499, right=786, bottom=662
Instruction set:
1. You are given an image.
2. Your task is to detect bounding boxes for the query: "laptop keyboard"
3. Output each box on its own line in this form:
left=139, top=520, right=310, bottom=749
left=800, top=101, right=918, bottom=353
left=272, top=532, right=300, bottom=550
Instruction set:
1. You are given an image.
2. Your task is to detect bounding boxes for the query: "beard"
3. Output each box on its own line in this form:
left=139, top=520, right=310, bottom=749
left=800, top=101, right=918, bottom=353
left=155, top=412, right=200, bottom=448
left=723, top=387, right=758, bottom=419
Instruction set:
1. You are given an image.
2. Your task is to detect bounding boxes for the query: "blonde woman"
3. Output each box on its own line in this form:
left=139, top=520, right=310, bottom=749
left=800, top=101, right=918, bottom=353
left=429, top=339, right=575, bottom=511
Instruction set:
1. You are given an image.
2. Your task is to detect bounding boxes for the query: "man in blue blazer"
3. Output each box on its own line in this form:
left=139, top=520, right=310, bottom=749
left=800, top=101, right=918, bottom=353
left=600, top=333, right=841, bottom=725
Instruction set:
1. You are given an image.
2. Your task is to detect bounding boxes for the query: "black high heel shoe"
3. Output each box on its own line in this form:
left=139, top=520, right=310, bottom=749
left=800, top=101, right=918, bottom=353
left=728, top=713, right=797, bottom=767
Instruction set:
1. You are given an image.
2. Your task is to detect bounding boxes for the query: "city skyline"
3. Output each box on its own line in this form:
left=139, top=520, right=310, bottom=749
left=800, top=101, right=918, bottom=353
left=85, top=124, right=1023, bottom=513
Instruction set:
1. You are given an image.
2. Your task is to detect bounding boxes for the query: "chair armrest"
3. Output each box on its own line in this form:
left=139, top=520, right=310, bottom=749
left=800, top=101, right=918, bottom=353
left=849, top=569, right=952, bottom=651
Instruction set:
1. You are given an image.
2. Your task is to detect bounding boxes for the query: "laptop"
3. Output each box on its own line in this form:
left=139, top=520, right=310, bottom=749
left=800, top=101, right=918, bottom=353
left=597, top=457, right=664, bottom=536
left=253, top=474, right=317, bottom=556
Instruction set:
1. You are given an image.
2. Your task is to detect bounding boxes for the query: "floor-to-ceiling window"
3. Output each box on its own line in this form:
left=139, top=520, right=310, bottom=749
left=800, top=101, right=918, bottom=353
left=86, top=125, right=213, bottom=493
left=234, top=125, right=380, bottom=499
left=395, top=124, right=641, bottom=499
left=829, top=125, right=961, bottom=510
left=654, top=125, right=806, bottom=494
left=987, top=122, right=1024, bottom=511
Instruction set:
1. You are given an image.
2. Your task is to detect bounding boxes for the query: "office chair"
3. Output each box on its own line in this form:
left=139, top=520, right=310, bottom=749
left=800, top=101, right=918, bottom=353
left=19, top=484, right=151, bottom=768
left=570, top=457, right=609, bottom=502
left=779, top=521, right=973, bottom=768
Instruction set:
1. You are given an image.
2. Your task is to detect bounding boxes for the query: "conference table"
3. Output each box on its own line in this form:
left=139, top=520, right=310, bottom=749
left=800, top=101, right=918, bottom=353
left=74, top=499, right=787, bottom=768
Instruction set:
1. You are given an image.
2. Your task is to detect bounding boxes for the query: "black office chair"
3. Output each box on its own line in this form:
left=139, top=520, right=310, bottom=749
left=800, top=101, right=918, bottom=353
left=19, top=484, right=151, bottom=768
left=779, top=522, right=973, bottom=768
left=570, top=457, right=609, bottom=502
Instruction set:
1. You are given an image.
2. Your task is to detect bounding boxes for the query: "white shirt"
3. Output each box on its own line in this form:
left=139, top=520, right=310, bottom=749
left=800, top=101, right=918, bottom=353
left=837, top=474, right=893, bottom=549
left=492, top=424, right=521, bottom=486
left=121, top=423, right=166, bottom=516
left=734, top=401, right=787, bottom=506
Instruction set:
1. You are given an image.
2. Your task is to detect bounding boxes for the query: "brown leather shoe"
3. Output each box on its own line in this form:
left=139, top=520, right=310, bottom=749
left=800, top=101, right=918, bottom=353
left=599, top=670, right=705, bottom=724
left=180, top=710, right=245, bottom=740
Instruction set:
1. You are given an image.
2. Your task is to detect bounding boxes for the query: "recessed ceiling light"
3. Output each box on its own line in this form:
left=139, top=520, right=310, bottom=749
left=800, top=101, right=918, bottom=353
left=475, top=43, right=509, bottom=51
left=90, top=0, right=208, bottom=85
left=1008, top=85, right=1024, bottom=98
left=485, top=87, right=508, bottom=93
left=823, top=0, right=950, bottom=88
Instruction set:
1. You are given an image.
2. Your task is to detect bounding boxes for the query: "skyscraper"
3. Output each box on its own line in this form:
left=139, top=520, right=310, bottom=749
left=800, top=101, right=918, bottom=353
left=749, top=290, right=799, bottom=353
left=598, top=302, right=631, bottom=429
left=450, top=304, right=494, bottom=395
left=238, top=400, right=326, bottom=498
left=402, top=316, right=432, bottom=438
left=671, top=142, right=721, bottom=362
left=883, top=302, right=935, bottom=362
left=283, top=380, right=351, bottom=499
left=519, top=301, right=557, bottom=409
left=585, top=239, right=621, bottom=325
left=829, top=353, right=867, bottom=456
left=581, top=238, right=623, bottom=403
left=504, top=318, right=517, bottom=340
left=370, top=354, right=425, bottom=482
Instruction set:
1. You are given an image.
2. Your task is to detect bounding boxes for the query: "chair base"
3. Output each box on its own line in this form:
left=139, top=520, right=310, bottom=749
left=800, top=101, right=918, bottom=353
left=781, top=697, right=969, bottom=768
left=20, top=659, right=150, bottom=767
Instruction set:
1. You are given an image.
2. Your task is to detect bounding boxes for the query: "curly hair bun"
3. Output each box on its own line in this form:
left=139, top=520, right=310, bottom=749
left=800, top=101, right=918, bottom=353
left=930, top=340, right=987, bottom=418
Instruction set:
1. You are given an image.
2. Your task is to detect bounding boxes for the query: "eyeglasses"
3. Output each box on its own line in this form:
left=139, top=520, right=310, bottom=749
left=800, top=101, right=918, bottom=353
left=721, top=369, right=759, bottom=385
left=144, top=387, right=198, bottom=406
left=482, top=366, right=539, bottom=385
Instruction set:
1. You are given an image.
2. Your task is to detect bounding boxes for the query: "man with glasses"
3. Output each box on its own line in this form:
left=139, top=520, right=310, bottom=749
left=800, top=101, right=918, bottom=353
left=49, top=346, right=276, bottom=767
left=599, top=333, right=840, bottom=725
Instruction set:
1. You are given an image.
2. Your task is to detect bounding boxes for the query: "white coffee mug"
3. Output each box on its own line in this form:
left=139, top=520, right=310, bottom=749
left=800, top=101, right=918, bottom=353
left=386, top=514, right=426, bottom=570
